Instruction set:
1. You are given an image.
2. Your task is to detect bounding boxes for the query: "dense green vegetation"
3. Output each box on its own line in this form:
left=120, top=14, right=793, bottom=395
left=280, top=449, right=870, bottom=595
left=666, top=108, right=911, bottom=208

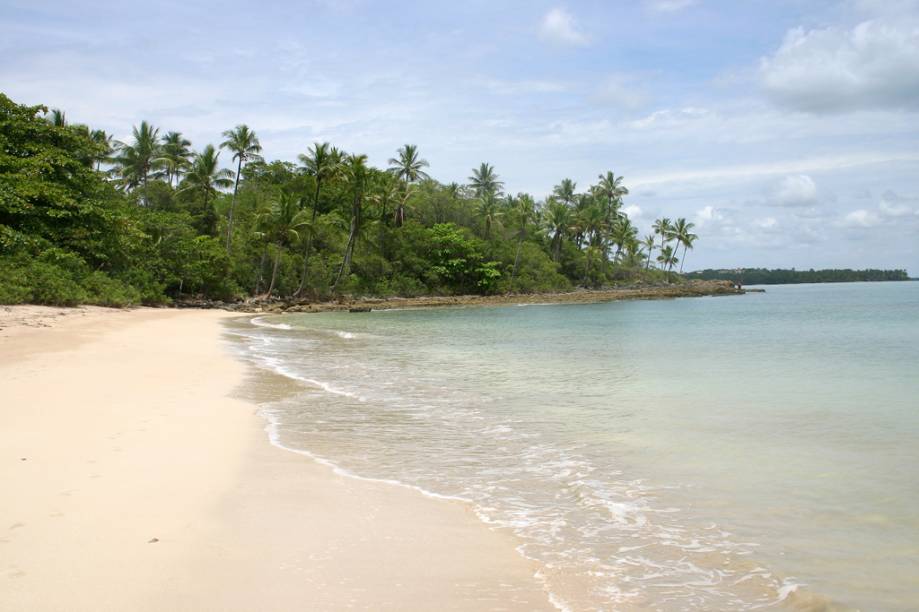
left=1, top=93, right=699, bottom=306
left=686, top=268, right=910, bottom=285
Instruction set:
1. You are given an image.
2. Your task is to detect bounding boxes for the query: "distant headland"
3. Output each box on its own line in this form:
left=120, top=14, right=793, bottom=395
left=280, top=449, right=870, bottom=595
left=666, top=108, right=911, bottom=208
left=685, top=268, right=911, bottom=285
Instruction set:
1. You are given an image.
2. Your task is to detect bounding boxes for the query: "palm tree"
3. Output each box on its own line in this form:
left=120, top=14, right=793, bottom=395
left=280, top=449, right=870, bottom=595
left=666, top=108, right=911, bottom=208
left=652, top=217, right=673, bottom=254
left=656, top=245, right=679, bottom=281
left=295, top=142, right=341, bottom=296
left=595, top=171, right=628, bottom=217
left=468, top=163, right=503, bottom=199
left=47, top=109, right=66, bottom=127
left=158, top=131, right=192, bottom=187
left=552, top=178, right=577, bottom=207
left=642, top=234, right=656, bottom=271
left=180, top=145, right=234, bottom=234
left=671, top=217, right=698, bottom=273
left=255, top=192, right=310, bottom=297
left=88, top=129, right=114, bottom=171
left=220, top=125, right=263, bottom=252
left=333, top=154, right=370, bottom=291
left=544, top=198, right=571, bottom=262
left=367, top=172, right=401, bottom=260
left=477, top=194, right=503, bottom=240
left=610, top=217, right=637, bottom=261
left=581, top=203, right=607, bottom=249
left=387, top=144, right=429, bottom=226
left=509, top=194, right=536, bottom=285
left=112, top=121, right=161, bottom=204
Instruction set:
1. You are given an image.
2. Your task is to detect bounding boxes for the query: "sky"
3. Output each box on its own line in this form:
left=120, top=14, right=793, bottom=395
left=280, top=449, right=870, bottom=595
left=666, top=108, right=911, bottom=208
left=2, top=0, right=918, bottom=272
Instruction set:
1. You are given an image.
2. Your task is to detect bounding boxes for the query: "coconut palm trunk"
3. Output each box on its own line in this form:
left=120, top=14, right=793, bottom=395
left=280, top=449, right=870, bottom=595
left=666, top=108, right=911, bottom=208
left=333, top=196, right=360, bottom=291
left=226, top=156, right=243, bottom=252
left=267, top=244, right=283, bottom=296
left=295, top=178, right=322, bottom=297
left=511, top=238, right=523, bottom=280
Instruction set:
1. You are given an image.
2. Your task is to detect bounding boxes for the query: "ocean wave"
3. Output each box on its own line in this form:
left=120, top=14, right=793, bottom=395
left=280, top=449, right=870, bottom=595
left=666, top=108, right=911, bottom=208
left=232, top=316, right=818, bottom=611
left=250, top=316, right=292, bottom=330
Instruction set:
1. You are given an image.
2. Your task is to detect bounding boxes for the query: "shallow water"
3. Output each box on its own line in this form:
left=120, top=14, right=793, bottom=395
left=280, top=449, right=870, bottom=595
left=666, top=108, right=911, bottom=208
left=227, top=282, right=919, bottom=611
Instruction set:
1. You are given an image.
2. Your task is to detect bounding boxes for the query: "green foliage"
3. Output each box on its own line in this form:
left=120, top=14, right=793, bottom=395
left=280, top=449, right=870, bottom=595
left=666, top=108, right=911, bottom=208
left=686, top=268, right=910, bottom=284
left=1, top=92, right=715, bottom=307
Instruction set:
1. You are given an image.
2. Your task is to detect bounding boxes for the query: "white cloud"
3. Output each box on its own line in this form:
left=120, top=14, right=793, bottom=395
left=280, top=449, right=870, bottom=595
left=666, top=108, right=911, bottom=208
left=760, top=19, right=919, bottom=112
left=773, top=174, right=818, bottom=207
left=754, top=217, right=779, bottom=229
left=841, top=209, right=882, bottom=227
left=539, top=7, right=590, bottom=46
left=695, top=205, right=724, bottom=226
left=628, top=107, right=710, bottom=130
left=839, top=196, right=917, bottom=227
left=622, top=204, right=643, bottom=218
left=879, top=200, right=913, bottom=217
left=645, top=0, right=698, bottom=12
left=630, top=152, right=919, bottom=188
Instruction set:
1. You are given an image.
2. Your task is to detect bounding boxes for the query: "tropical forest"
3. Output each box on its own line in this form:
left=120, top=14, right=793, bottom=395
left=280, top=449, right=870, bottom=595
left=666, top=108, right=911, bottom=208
left=0, top=93, right=700, bottom=307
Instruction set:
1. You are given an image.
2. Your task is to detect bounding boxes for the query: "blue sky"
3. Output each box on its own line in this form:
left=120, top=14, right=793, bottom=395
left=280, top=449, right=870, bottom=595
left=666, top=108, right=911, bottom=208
left=3, top=0, right=918, bottom=272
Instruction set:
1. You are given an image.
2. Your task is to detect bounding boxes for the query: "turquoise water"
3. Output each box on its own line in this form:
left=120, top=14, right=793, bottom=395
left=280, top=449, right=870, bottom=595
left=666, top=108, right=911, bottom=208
left=229, top=282, right=919, bottom=610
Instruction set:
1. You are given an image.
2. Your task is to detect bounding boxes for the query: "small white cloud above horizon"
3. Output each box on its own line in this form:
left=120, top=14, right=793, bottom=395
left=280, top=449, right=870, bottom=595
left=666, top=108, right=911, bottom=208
left=539, top=7, right=590, bottom=46
left=773, top=174, right=818, bottom=207
left=646, top=0, right=698, bottom=13
left=841, top=209, right=883, bottom=227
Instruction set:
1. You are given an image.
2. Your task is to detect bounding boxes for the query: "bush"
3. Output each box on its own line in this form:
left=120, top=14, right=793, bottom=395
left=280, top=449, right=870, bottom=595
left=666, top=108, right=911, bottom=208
left=82, top=271, right=141, bottom=307
left=0, top=256, right=147, bottom=307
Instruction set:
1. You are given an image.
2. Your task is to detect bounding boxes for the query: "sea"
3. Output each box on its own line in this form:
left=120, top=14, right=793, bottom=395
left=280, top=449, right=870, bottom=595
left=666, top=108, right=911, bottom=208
left=225, top=281, right=919, bottom=611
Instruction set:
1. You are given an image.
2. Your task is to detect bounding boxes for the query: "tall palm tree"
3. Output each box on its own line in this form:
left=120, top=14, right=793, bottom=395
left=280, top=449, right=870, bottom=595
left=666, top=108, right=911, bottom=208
left=86, top=129, right=114, bottom=171
left=544, top=198, right=571, bottom=262
left=468, top=163, right=503, bottom=199
left=255, top=192, right=310, bottom=297
left=671, top=217, right=698, bottom=273
left=180, top=145, right=234, bottom=234
left=112, top=121, right=161, bottom=204
left=295, top=142, right=341, bottom=296
left=657, top=245, right=679, bottom=281
left=610, top=217, right=637, bottom=261
left=220, top=125, right=263, bottom=252
left=367, top=172, right=401, bottom=260
left=158, top=131, right=192, bottom=187
left=652, top=217, right=673, bottom=254
left=387, top=144, right=429, bottom=226
left=552, top=178, right=577, bottom=207
left=509, top=194, right=536, bottom=285
left=595, top=171, right=628, bottom=217
left=47, top=109, right=66, bottom=127
left=477, top=194, right=503, bottom=240
left=581, top=203, right=607, bottom=249
left=333, top=154, right=370, bottom=291
left=642, top=234, right=656, bottom=271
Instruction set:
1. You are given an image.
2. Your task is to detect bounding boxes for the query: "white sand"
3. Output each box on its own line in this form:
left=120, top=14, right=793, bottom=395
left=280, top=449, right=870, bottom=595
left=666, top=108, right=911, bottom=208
left=0, top=306, right=551, bottom=611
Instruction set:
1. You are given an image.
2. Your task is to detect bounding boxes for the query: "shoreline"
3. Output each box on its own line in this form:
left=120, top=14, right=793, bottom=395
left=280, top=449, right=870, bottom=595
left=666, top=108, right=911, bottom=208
left=224, top=279, right=744, bottom=314
left=0, top=306, right=553, bottom=611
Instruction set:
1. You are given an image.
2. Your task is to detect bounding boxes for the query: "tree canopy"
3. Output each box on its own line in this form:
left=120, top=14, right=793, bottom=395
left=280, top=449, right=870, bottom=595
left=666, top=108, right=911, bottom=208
left=1, top=92, right=694, bottom=306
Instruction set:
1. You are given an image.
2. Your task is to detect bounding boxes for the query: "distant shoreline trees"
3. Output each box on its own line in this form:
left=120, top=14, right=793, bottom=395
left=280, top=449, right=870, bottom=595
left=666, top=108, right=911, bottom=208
left=685, top=268, right=910, bottom=285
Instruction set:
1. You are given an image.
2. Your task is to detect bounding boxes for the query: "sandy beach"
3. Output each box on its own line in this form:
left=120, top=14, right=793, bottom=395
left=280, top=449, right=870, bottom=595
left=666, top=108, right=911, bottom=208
left=0, top=306, right=551, bottom=611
